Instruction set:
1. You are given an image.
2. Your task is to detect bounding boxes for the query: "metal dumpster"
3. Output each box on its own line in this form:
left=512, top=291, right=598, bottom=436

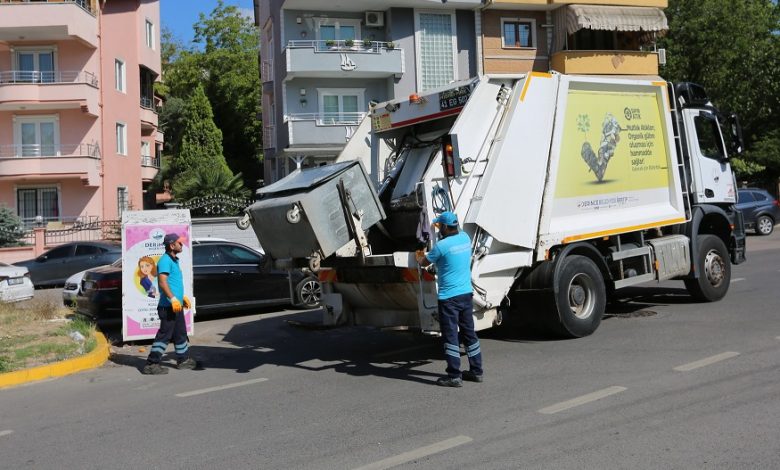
left=246, top=161, right=385, bottom=262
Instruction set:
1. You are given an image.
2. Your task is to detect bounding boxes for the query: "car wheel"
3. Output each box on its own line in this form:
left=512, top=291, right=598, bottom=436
left=756, top=215, right=774, bottom=236
left=295, top=277, right=321, bottom=309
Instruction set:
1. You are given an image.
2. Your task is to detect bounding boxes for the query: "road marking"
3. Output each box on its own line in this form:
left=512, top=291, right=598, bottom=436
left=673, top=352, right=740, bottom=372
left=538, top=386, right=627, bottom=414
left=731, top=277, right=745, bottom=283
left=353, top=435, right=472, bottom=470
left=0, top=430, right=13, bottom=438
left=176, top=378, right=268, bottom=397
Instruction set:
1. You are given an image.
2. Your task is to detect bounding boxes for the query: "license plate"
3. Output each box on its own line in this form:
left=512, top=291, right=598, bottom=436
left=439, top=86, right=471, bottom=111
left=7, top=277, right=23, bottom=286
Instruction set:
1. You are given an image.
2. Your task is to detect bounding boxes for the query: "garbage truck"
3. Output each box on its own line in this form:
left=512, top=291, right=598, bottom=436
left=242, top=72, right=746, bottom=338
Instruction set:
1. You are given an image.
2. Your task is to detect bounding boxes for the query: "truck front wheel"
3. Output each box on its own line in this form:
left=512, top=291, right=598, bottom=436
left=551, top=255, right=606, bottom=338
left=684, top=234, right=730, bottom=302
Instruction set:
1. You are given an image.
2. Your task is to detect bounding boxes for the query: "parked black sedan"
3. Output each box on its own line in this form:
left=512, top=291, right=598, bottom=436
left=76, top=240, right=321, bottom=321
left=15, top=241, right=121, bottom=287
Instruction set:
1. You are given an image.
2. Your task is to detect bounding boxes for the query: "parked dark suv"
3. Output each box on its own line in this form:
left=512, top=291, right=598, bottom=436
left=736, top=188, right=780, bottom=236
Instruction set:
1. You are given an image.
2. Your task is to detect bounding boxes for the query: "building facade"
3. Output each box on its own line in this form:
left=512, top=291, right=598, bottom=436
left=255, top=0, right=668, bottom=185
left=0, top=0, right=162, bottom=227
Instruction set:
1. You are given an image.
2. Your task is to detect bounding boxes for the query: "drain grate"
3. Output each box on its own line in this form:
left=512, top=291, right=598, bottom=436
left=606, top=310, right=658, bottom=319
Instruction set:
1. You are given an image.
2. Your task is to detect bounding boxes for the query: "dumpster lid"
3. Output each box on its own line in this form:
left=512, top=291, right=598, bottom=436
left=257, top=161, right=358, bottom=196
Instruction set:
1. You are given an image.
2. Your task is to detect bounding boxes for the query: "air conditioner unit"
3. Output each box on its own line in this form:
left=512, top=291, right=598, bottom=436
left=657, top=48, right=667, bottom=66
left=365, top=11, right=384, bottom=28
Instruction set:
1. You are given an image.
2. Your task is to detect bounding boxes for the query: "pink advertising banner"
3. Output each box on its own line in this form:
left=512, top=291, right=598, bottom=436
left=121, top=210, right=194, bottom=342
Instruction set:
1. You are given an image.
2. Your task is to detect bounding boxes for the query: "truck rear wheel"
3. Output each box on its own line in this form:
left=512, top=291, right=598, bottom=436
left=684, top=234, right=730, bottom=302
left=550, top=255, right=606, bottom=338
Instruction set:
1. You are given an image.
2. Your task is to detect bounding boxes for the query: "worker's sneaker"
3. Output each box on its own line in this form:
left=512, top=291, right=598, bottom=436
left=141, top=362, right=168, bottom=375
left=177, top=357, right=197, bottom=370
left=436, top=376, right=463, bottom=387
left=461, top=370, right=483, bottom=383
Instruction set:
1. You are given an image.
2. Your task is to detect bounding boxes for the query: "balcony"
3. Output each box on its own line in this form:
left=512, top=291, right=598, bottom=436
left=0, top=143, right=101, bottom=187
left=0, top=70, right=100, bottom=116
left=262, top=125, right=276, bottom=150
left=550, top=50, right=660, bottom=76
left=261, top=59, right=273, bottom=83
left=141, top=155, right=160, bottom=182
left=286, top=41, right=404, bottom=79
left=288, top=113, right=365, bottom=146
left=140, top=96, right=158, bottom=131
left=0, top=0, right=98, bottom=48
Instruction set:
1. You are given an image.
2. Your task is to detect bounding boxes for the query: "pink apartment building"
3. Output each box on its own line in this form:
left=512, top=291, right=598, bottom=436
left=0, top=0, right=162, bottom=228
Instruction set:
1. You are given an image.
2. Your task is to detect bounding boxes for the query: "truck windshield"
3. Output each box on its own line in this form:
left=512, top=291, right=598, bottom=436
left=693, top=113, right=726, bottom=161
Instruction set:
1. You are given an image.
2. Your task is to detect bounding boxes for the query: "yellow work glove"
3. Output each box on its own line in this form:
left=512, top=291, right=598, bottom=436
left=170, top=297, right=182, bottom=313
left=415, top=249, right=426, bottom=264
left=183, top=296, right=192, bottom=309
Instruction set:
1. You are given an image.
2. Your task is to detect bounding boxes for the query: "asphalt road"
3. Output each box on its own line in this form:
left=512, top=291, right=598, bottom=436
left=1, top=231, right=779, bottom=469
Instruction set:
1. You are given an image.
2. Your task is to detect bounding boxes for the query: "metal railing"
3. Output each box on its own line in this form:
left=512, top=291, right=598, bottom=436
left=0, top=0, right=94, bottom=15
left=287, top=40, right=397, bottom=54
left=0, top=70, right=98, bottom=87
left=0, top=143, right=101, bottom=158
left=140, top=96, right=155, bottom=110
left=261, top=60, right=273, bottom=82
left=141, top=155, right=160, bottom=168
left=44, top=218, right=120, bottom=244
left=288, top=112, right=367, bottom=125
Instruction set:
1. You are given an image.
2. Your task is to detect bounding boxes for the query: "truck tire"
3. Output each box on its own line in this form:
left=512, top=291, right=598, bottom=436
left=294, top=277, right=322, bottom=309
left=684, top=234, right=730, bottom=302
left=756, top=215, right=774, bottom=236
left=550, top=255, right=606, bottom=338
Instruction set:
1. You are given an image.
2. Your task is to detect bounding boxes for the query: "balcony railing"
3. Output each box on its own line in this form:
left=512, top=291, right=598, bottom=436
left=0, top=0, right=94, bottom=15
left=0, top=143, right=100, bottom=158
left=141, top=155, right=160, bottom=168
left=261, top=60, right=273, bottom=82
left=262, top=125, right=276, bottom=150
left=287, top=40, right=396, bottom=54
left=0, top=70, right=98, bottom=87
left=140, top=96, right=155, bottom=110
left=289, top=112, right=367, bottom=126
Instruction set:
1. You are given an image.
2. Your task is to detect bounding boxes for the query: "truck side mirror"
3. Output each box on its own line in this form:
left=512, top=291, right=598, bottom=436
left=727, top=113, right=744, bottom=156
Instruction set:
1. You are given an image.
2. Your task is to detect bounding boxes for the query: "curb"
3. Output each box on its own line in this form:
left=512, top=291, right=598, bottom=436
left=0, top=331, right=111, bottom=390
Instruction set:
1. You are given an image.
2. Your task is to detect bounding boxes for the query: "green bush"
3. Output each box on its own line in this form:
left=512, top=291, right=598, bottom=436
left=0, top=207, right=25, bottom=247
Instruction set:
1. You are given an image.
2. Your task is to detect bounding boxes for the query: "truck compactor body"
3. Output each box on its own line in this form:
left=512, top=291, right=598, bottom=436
left=244, top=73, right=746, bottom=338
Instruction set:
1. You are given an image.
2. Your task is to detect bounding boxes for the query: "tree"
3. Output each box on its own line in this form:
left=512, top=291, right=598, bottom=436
left=660, top=0, right=780, bottom=184
left=171, top=85, right=235, bottom=200
left=162, top=1, right=262, bottom=190
left=0, top=207, right=25, bottom=247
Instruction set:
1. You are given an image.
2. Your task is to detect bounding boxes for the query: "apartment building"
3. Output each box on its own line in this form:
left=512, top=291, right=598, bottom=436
left=0, top=0, right=162, bottom=227
left=255, top=0, right=668, bottom=185
left=255, top=0, right=481, bottom=184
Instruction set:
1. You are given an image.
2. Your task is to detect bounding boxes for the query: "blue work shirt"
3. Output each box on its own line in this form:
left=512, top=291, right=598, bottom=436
left=425, top=231, right=473, bottom=300
left=157, top=252, right=184, bottom=307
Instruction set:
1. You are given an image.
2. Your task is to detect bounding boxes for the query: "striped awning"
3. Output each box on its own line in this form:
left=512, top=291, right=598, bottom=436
left=566, top=4, right=668, bottom=34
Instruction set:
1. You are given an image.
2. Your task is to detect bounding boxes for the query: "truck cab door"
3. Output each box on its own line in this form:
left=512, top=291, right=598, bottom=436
left=683, top=109, right=736, bottom=204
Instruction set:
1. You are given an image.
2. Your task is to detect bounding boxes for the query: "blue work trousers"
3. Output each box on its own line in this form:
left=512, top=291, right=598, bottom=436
left=146, top=306, right=189, bottom=364
left=438, top=293, right=483, bottom=378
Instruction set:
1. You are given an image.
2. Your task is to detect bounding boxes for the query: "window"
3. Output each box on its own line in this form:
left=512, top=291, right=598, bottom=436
left=141, top=141, right=151, bottom=165
left=317, top=88, right=365, bottom=124
left=13, top=47, right=56, bottom=83
left=43, top=245, right=74, bottom=260
left=316, top=18, right=361, bottom=42
left=13, top=115, right=59, bottom=157
left=193, top=245, right=223, bottom=266
left=415, top=12, right=457, bottom=91
left=737, top=191, right=754, bottom=203
left=114, top=59, right=125, bottom=92
left=216, top=245, right=263, bottom=265
left=501, top=18, right=535, bottom=48
left=117, top=187, right=129, bottom=215
left=693, top=113, right=725, bottom=161
left=145, top=20, right=155, bottom=49
left=17, top=187, right=59, bottom=226
left=752, top=191, right=768, bottom=202
left=116, top=122, right=127, bottom=155
left=75, top=245, right=104, bottom=256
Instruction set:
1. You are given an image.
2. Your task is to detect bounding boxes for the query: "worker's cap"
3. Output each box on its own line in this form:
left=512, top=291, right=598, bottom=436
left=432, top=211, right=458, bottom=227
left=163, top=233, right=185, bottom=246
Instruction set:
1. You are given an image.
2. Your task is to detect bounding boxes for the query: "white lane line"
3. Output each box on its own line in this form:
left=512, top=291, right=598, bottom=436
left=538, top=386, right=626, bottom=415
left=0, top=430, right=13, bottom=437
left=673, top=352, right=740, bottom=372
left=731, top=277, right=746, bottom=283
left=176, top=378, right=268, bottom=397
left=353, top=435, right=472, bottom=470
